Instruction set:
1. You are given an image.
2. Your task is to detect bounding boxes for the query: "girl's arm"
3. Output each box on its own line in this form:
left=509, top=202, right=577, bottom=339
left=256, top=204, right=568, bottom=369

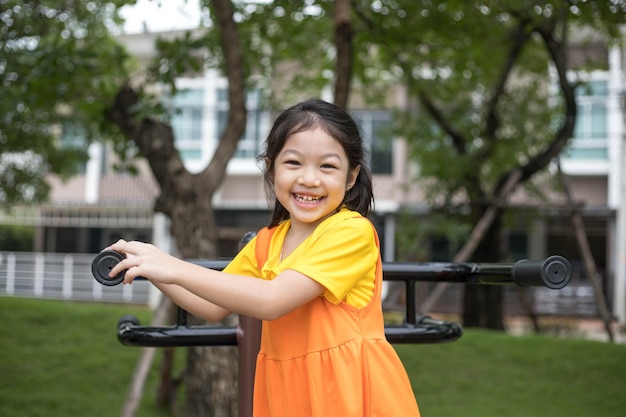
left=106, top=240, right=324, bottom=321
left=150, top=281, right=232, bottom=322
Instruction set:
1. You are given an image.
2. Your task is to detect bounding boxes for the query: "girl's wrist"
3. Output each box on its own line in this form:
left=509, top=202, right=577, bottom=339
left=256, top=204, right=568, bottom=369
left=174, top=260, right=203, bottom=287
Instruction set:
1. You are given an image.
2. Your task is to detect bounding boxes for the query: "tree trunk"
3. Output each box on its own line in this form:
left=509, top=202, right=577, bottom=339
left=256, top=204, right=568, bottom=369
left=163, top=196, right=241, bottom=417
left=333, top=0, right=353, bottom=109
left=462, top=210, right=506, bottom=330
left=106, top=0, right=248, bottom=412
left=184, top=317, right=240, bottom=417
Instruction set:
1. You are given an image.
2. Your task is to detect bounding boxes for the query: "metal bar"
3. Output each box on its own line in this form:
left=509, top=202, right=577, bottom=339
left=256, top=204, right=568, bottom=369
left=387, top=316, right=462, bottom=344
left=405, top=280, right=417, bottom=326
left=117, top=319, right=238, bottom=347
left=193, top=255, right=571, bottom=289
left=98, top=254, right=572, bottom=348
left=116, top=320, right=460, bottom=347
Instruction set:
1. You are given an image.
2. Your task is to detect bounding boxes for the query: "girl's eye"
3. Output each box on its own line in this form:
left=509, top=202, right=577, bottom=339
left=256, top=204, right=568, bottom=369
left=285, top=159, right=300, bottom=166
left=321, top=163, right=337, bottom=169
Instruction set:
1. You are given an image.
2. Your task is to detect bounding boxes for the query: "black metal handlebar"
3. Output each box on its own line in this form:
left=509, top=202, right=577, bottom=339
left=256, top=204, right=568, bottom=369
left=92, top=251, right=571, bottom=347
left=186, top=255, right=571, bottom=289
left=93, top=251, right=570, bottom=289
left=377, top=255, right=570, bottom=288
left=91, top=250, right=126, bottom=286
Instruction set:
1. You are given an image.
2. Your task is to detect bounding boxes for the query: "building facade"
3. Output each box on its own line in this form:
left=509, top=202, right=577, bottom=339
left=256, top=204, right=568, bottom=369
left=2, top=29, right=625, bottom=321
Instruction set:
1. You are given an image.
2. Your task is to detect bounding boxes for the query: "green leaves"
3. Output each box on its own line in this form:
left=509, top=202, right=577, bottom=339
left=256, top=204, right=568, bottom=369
left=368, top=1, right=624, bottom=201
left=0, top=0, right=133, bottom=206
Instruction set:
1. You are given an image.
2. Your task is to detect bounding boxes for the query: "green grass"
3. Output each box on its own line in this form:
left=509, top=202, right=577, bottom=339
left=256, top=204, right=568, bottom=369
left=397, top=329, right=626, bottom=417
left=0, top=297, right=174, bottom=417
left=1, top=296, right=625, bottom=417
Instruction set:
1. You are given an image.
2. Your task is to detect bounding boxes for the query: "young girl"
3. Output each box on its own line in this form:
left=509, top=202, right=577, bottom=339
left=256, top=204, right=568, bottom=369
left=106, top=99, right=421, bottom=417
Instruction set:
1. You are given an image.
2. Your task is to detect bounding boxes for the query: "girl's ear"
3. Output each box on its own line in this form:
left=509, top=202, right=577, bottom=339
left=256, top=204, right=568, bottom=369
left=347, top=165, right=361, bottom=189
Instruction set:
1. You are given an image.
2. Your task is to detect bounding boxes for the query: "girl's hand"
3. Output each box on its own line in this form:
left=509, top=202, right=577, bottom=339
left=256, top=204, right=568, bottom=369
left=104, top=239, right=182, bottom=285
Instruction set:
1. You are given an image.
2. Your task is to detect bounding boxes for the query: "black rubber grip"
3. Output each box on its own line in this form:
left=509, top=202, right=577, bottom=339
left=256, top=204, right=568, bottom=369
left=91, top=250, right=126, bottom=286
left=511, top=255, right=571, bottom=289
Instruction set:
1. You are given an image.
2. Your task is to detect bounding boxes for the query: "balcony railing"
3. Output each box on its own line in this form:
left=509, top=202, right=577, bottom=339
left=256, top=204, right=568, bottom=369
left=0, top=251, right=151, bottom=304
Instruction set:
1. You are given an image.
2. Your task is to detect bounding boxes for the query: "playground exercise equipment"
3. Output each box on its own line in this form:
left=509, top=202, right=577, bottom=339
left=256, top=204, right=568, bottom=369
left=92, top=251, right=570, bottom=346
left=92, top=248, right=571, bottom=417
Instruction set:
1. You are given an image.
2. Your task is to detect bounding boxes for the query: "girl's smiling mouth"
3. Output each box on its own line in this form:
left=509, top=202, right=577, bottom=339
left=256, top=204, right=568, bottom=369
left=294, top=193, right=322, bottom=205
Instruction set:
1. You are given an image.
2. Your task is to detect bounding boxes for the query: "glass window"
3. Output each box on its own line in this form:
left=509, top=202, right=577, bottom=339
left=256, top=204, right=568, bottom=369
left=567, top=79, right=608, bottom=160
left=61, top=122, right=84, bottom=148
left=352, top=111, right=393, bottom=175
left=590, top=103, right=607, bottom=139
left=170, top=88, right=204, bottom=161
left=508, top=232, right=528, bottom=261
left=216, top=88, right=266, bottom=159
left=171, top=89, right=204, bottom=142
left=60, top=122, right=87, bottom=173
left=589, top=80, right=608, bottom=96
left=217, top=87, right=229, bottom=103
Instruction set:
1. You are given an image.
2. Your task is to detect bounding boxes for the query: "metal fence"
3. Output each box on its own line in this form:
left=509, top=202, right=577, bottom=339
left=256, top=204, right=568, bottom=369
left=0, top=251, right=152, bottom=304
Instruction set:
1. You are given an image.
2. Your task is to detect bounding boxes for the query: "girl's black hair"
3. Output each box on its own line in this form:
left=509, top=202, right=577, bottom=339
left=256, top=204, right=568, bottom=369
left=258, top=98, right=374, bottom=227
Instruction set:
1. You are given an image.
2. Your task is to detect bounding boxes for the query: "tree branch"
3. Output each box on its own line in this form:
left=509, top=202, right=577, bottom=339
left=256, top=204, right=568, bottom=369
left=333, top=0, right=353, bottom=109
left=519, top=14, right=576, bottom=179
left=201, top=0, right=248, bottom=192
left=106, top=83, right=191, bottom=216
left=495, top=11, right=577, bottom=195
left=483, top=20, right=532, bottom=143
left=417, top=91, right=468, bottom=155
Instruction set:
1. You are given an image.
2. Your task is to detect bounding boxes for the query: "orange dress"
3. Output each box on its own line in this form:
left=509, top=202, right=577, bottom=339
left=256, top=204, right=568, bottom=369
left=225, top=210, right=420, bottom=417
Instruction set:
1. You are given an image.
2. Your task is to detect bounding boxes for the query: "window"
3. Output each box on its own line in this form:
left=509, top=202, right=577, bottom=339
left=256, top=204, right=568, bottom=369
left=352, top=111, right=393, bottom=175
left=170, top=88, right=204, bottom=160
left=508, top=232, right=528, bottom=261
left=60, top=122, right=88, bottom=174
left=566, top=79, right=608, bottom=160
left=216, top=88, right=267, bottom=159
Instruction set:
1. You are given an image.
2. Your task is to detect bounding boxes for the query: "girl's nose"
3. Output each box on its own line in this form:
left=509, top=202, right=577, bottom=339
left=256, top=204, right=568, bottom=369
left=297, top=170, right=321, bottom=187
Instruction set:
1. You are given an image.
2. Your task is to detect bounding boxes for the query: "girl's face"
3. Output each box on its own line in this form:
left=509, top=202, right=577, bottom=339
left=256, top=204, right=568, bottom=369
left=273, top=127, right=360, bottom=232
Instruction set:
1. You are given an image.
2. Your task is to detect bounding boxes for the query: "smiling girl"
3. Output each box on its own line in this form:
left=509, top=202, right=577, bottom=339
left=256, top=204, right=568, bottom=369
left=105, top=99, right=420, bottom=416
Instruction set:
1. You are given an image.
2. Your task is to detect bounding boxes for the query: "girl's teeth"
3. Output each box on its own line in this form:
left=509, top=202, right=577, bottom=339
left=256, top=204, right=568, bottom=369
left=296, top=194, right=320, bottom=202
